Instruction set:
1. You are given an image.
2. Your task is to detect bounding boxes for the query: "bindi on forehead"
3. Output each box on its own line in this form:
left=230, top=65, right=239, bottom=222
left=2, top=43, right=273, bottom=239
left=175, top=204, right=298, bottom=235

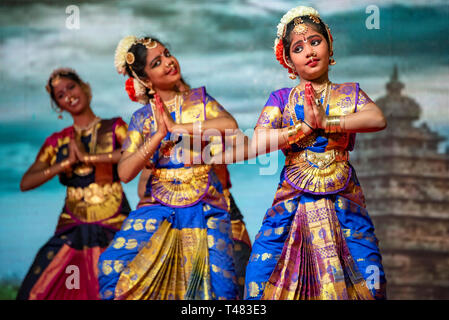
left=147, top=45, right=165, bottom=58
left=54, top=78, right=74, bottom=94
left=147, top=46, right=167, bottom=63
left=291, top=33, right=322, bottom=46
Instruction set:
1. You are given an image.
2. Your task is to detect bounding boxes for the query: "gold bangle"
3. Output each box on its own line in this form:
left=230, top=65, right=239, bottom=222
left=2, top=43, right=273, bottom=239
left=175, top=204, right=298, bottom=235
left=287, top=126, right=297, bottom=144
left=287, top=121, right=306, bottom=145
left=137, top=149, right=146, bottom=161
left=108, top=153, right=113, bottom=159
left=60, top=159, right=71, bottom=169
left=194, top=121, right=202, bottom=135
left=138, top=142, right=150, bottom=161
left=325, top=116, right=342, bottom=133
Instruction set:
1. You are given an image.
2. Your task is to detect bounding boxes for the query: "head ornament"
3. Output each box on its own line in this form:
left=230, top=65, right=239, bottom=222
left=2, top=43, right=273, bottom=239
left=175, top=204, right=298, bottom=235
left=273, top=6, right=334, bottom=78
left=114, top=36, right=159, bottom=104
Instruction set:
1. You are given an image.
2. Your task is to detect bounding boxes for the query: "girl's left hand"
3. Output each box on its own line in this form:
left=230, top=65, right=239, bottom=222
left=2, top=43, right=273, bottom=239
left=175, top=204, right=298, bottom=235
left=72, top=138, right=90, bottom=163
left=305, top=83, right=327, bottom=130
left=155, top=94, right=177, bottom=133
left=153, top=94, right=168, bottom=138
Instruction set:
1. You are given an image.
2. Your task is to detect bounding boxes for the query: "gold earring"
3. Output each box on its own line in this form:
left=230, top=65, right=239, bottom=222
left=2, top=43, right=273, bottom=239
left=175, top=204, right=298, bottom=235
left=329, top=57, right=336, bottom=65
left=289, top=73, right=297, bottom=80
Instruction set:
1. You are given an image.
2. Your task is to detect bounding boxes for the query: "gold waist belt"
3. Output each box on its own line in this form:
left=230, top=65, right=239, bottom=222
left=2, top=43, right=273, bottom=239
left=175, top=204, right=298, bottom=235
left=67, top=182, right=123, bottom=205
left=285, top=149, right=349, bottom=169
left=152, top=165, right=212, bottom=183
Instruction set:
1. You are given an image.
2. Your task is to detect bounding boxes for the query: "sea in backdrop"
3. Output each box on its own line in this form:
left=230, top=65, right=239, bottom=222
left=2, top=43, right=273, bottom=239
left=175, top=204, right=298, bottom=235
left=0, top=0, right=448, bottom=280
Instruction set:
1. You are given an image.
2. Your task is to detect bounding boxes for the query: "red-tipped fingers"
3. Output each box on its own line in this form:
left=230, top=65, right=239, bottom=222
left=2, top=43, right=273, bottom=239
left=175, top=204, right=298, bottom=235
left=154, top=94, right=164, bottom=112
left=305, top=86, right=313, bottom=106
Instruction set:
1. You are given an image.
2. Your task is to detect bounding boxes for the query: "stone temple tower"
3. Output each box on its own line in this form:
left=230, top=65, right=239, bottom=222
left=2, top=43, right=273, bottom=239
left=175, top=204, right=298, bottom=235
left=352, top=66, right=449, bottom=299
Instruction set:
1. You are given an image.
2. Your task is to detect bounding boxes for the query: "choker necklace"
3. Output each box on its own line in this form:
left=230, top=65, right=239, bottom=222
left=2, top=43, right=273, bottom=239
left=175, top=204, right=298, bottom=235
left=297, top=80, right=330, bottom=94
left=162, top=93, right=182, bottom=124
left=73, top=116, right=101, bottom=132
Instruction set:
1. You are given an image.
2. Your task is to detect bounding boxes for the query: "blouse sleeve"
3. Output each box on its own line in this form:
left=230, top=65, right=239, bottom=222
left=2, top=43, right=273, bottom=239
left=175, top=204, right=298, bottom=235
left=204, top=93, right=225, bottom=120
left=255, top=92, right=283, bottom=129
left=113, top=117, right=129, bottom=147
left=356, top=88, right=374, bottom=111
left=121, top=110, right=145, bottom=153
left=36, top=134, right=60, bottom=166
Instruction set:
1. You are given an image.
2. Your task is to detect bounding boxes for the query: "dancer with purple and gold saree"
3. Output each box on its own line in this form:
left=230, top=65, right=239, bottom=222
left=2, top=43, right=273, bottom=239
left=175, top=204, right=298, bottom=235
left=242, top=6, right=387, bottom=300
left=98, top=36, right=241, bottom=300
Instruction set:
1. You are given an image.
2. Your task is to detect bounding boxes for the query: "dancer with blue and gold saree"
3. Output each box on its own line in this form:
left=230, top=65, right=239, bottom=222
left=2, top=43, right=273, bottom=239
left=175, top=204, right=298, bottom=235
left=98, top=36, right=241, bottom=300
left=239, top=6, right=388, bottom=300
left=138, top=164, right=251, bottom=299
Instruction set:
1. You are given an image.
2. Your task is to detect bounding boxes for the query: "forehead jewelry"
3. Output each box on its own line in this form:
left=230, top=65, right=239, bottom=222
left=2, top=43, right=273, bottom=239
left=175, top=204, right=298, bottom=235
left=309, top=15, right=321, bottom=24
left=51, top=75, right=62, bottom=87
left=46, top=68, right=78, bottom=93
left=293, top=17, right=308, bottom=36
left=126, top=38, right=158, bottom=67
left=125, top=38, right=159, bottom=90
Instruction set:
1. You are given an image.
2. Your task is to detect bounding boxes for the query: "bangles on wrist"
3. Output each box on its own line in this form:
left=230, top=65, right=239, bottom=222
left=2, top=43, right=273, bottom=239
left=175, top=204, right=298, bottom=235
left=302, top=120, right=314, bottom=131
left=287, top=121, right=306, bottom=145
left=84, top=155, right=97, bottom=163
left=60, top=159, right=71, bottom=169
left=138, top=141, right=151, bottom=161
left=325, top=116, right=344, bottom=133
left=43, top=168, right=51, bottom=176
left=194, top=121, right=202, bottom=135
left=83, top=153, right=113, bottom=163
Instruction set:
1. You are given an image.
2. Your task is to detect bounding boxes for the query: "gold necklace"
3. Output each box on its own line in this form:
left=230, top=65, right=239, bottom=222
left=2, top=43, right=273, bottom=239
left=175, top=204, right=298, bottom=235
left=296, top=80, right=330, bottom=95
left=150, top=93, right=183, bottom=132
left=73, top=116, right=101, bottom=133
left=286, top=82, right=331, bottom=149
left=164, top=93, right=182, bottom=124
left=288, top=81, right=331, bottom=123
left=72, top=117, right=101, bottom=177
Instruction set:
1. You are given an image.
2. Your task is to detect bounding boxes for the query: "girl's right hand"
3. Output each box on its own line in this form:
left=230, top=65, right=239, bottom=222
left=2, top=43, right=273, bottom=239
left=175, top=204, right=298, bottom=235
left=68, top=139, right=79, bottom=165
left=303, top=83, right=318, bottom=131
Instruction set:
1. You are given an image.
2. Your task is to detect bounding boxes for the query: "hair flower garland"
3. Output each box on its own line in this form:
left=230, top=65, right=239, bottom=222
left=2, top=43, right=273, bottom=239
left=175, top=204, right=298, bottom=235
left=273, top=6, right=334, bottom=76
left=125, top=77, right=137, bottom=102
left=114, top=35, right=137, bottom=75
left=273, top=6, right=320, bottom=54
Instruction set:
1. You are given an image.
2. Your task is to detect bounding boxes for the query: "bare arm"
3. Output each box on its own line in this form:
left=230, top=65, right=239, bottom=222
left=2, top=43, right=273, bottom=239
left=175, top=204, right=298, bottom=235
left=137, top=167, right=152, bottom=199
left=78, top=148, right=123, bottom=164
left=164, top=108, right=238, bottom=136
left=212, top=108, right=314, bottom=165
left=118, top=133, right=164, bottom=183
left=119, top=96, right=167, bottom=183
left=20, top=139, right=78, bottom=191
left=339, top=102, right=387, bottom=133
left=305, top=84, right=387, bottom=133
